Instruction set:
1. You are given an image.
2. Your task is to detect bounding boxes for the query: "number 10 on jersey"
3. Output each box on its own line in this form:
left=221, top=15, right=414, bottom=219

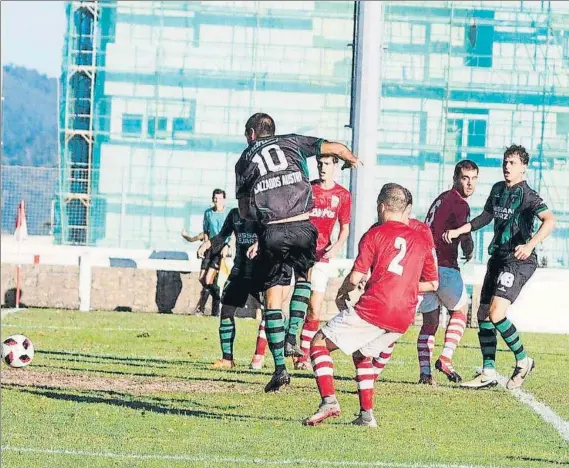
left=252, top=144, right=289, bottom=176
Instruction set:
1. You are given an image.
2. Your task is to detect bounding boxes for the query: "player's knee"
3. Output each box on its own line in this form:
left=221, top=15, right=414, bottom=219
left=295, top=274, right=308, bottom=283
left=265, top=297, right=281, bottom=310
left=488, top=300, right=508, bottom=322
left=220, top=305, right=236, bottom=320
left=265, top=288, right=284, bottom=310
left=477, top=303, right=490, bottom=322
left=422, top=309, right=440, bottom=328
left=308, top=301, right=321, bottom=321
left=352, top=350, right=365, bottom=360
left=311, top=330, right=326, bottom=348
left=205, top=271, right=217, bottom=285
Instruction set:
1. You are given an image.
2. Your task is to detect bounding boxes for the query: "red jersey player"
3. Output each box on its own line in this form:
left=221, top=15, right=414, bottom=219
left=416, top=160, right=479, bottom=385
left=369, top=212, right=438, bottom=381
left=294, top=154, right=352, bottom=370
left=304, top=184, right=438, bottom=428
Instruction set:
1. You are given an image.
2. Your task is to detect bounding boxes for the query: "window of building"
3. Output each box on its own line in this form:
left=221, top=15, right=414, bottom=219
left=148, top=116, right=168, bottom=138
left=122, top=113, right=143, bottom=135
left=464, top=20, right=494, bottom=68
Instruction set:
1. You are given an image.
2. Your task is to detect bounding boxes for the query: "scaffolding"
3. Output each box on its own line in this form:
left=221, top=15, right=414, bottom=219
left=60, top=0, right=100, bottom=245
left=57, top=0, right=569, bottom=265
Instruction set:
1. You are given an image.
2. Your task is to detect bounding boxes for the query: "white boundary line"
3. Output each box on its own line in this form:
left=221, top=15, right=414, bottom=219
left=496, top=372, right=569, bottom=443
left=1, top=308, right=24, bottom=318
left=0, top=324, right=202, bottom=333
left=0, top=446, right=495, bottom=467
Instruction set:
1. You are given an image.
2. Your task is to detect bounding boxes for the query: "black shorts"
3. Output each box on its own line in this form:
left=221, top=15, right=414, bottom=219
left=200, top=249, right=221, bottom=272
left=480, top=255, right=537, bottom=305
left=256, top=219, right=317, bottom=290
left=222, top=276, right=262, bottom=308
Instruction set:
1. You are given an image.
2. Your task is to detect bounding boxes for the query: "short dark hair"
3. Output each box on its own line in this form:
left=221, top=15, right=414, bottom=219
left=245, top=113, right=275, bottom=138
left=504, top=144, right=530, bottom=165
left=402, top=186, right=413, bottom=207
left=316, top=154, right=339, bottom=164
left=377, top=183, right=411, bottom=213
left=212, top=189, right=226, bottom=199
left=454, top=160, right=479, bottom=179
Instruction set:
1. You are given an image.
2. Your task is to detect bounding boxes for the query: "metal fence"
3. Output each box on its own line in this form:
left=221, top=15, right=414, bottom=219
left=1, top=166, right=58, bottom=236
left=2, top=164, right=568, bottom=267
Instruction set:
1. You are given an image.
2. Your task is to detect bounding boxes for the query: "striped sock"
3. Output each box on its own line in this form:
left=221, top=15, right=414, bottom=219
left=353, top=354, right=375, bottom=411
left=440, top=311, right=467, bottom=364
left=265, top=309, right=286, bottom=371
left=299, top=318, right=319, bottom=361
left=219, top=317, right=235, bottom=360
left=478, top=320, right=497, bottom=370
left=417, top=325, right=437, bottom=375
left=372, top=343, right=395, bottom=380
left=253, top=319, right=268, bottom=357
left=286, top=281, right=311, bottom=344
left=310, top=345, right=335, bottom=398
left=493, top=317, right=527, bottom=362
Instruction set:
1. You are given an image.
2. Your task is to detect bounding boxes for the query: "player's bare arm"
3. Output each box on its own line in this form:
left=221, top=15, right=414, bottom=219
left=419, top=279, right=439, bottom=293
left=197, top=240, right=212, bottom=259
left=514, top=209, right=556, bottom=260
left=335, top=270, right=365, bottom=309
left=320, top=142, right=362, bottom=169
left=323, top=222, right=350, bottom=259
left=247, top=241, right=259, bottom=259
left=443, top=210, right=493, bottom=244
left=181, top=231, right=205, bottom=243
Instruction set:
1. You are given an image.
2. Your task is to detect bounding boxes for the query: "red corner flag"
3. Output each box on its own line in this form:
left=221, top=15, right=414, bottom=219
left=14, top=200, right=28, bottom=241
left=14, top=200, right=28, bottom=308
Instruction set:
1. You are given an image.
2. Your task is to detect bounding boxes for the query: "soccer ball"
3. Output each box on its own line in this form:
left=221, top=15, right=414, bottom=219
left=2, top=334, right=34, bottom=368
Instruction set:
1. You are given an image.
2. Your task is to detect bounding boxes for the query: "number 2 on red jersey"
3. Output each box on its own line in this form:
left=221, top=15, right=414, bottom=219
left=387, top=237, right=406, bottom=275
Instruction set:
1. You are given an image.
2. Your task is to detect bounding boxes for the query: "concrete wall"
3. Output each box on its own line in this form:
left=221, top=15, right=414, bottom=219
left=3, top=238, right=568, bottom=333
left=0, top=263, right=352, bottom=320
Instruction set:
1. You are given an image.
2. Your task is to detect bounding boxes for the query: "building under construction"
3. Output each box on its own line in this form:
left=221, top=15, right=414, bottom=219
left=58, top=1, right=569, bottom=265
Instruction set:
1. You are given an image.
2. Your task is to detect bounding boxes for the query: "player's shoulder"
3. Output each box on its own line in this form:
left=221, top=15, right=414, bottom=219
left=437, top=189, right=453, bottom=201
left=520, top=180, right=539, bottom=195
left=229, top=207, right=240, bottom=217
left=372, top=220, right=413, bottom=238
left=273, top=133, right=297, bottom=143
left=408, top=218, right=431, bottom=235
left=449, top=189, right=470, bottom=210
left=491, top=181, right=506, bottom=192
left=333, top=183, right=351, bottom=197
left=204, top=207, right=214, bottom=215
left=363, top=222, right=386, bottom=241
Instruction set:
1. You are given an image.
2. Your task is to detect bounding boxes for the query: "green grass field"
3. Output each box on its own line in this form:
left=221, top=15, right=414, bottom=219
left=1, top=308, right=568, bottom=467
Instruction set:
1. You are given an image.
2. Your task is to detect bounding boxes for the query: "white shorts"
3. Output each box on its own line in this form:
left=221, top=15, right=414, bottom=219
left=311, top=261, right=330, bottom=294
left=419, top=266, right=468, bottom=313
left=321, top=306, right=402, bottom=358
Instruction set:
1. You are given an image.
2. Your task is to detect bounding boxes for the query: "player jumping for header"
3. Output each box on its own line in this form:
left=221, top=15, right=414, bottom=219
left=250, top=153, right=352, bottom=371
left=235, top=113, right=361, bottom=392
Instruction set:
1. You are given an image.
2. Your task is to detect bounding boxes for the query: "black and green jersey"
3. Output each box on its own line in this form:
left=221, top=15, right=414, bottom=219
left=235, top=134, right=324, bottom=224
left=483, top=181, right=548, bottom=258
left=209, top=208, right=259, bottom=280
